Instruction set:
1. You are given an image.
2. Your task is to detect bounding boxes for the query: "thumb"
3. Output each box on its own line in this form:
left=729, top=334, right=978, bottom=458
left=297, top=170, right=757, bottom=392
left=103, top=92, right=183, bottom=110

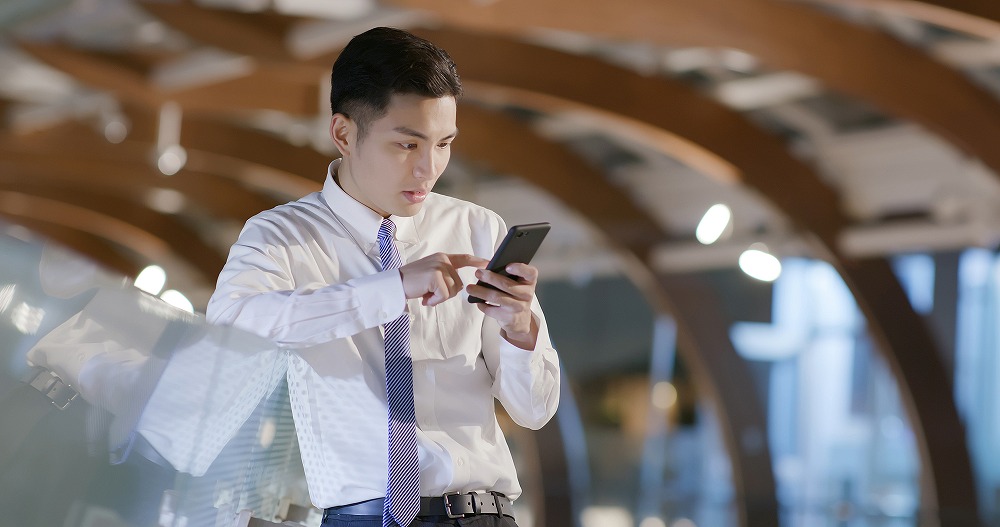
left=423, top=290, right=445, bottom=307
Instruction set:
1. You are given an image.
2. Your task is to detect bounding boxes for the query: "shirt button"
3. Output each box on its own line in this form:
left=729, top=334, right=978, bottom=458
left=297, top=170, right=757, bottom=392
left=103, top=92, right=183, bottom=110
left=379, top=310, right=389, bottom=319
left=456, top=457, right=465, bottom=466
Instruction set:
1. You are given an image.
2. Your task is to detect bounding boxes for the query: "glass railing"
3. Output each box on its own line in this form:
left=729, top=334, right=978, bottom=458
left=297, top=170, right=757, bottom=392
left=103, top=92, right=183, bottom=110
left=0, top=227, right=307, bottom=527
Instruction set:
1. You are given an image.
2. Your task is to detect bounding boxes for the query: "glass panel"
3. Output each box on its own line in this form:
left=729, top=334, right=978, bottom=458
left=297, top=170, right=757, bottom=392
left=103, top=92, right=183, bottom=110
left=0, top=227, right=303, bottom=526
left=955, top=249, right=1000, bottom=523
left=538, top=276, right=735, bottom=527
left=732, top=258, right=920, bottom=526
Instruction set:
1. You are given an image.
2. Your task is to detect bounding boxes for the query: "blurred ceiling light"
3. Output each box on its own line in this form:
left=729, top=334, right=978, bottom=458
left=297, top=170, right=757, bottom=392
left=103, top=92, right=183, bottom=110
left=650, top=381, right=677, bottom=410
left=155, top=102, right=186, bottom=176
left=581, top=506, right=632, bottom=527
left=714, top=72, right=821, bottom=111
left=152, top=50, right=255, bottom=91
left=695, top=203, right=732, bottom=245
left=639, top=517, right=666, bottom=527
left=287, top=10, right=426, bottom=59
left=662, top=47, right=715, bottom=73
left=275, top=0, right=375, bottom=20
left=739, top=243, right=782, bottom=282
left=160, top=289, right=195, bottom=314
left=671, top=519, right=698, bottom=527
left=145, top=188, right=186, bottom=214
left=719, top=48, right=759, bottom=73
left=134, top=21, right=167, bottom=45
left=103, top=117, right=129, bottom=143
left=157, top=145, right=187, bottom=176
left=135, top=265, right=167, bottom=295
left=0, top=57, right=77, bottom=103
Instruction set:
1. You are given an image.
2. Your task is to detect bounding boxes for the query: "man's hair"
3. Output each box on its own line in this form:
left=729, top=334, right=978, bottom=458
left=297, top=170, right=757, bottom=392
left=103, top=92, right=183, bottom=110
left=330, top=27, right=463, bottom=141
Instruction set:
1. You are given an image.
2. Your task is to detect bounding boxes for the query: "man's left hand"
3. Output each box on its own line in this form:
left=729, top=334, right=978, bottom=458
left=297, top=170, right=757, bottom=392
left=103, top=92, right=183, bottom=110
left=466, top=262, right=539, bottom=350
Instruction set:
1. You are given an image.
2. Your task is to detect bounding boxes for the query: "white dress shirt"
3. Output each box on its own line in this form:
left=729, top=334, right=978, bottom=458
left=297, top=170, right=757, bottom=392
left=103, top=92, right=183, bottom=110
left=206, top=161, right=560, bottom=508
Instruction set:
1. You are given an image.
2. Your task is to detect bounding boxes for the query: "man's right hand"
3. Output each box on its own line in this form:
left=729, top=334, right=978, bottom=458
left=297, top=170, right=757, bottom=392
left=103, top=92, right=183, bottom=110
left=398, top=253, right=488, bottom=307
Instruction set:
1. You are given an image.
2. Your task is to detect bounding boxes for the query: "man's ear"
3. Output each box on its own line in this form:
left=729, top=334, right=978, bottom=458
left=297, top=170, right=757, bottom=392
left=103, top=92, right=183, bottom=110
left=329, top=114, right=354, bottom=156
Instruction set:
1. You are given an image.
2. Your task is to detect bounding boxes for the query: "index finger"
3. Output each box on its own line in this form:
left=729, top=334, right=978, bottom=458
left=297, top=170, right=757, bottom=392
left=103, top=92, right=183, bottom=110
left=447, top=253, right=490, bottom=269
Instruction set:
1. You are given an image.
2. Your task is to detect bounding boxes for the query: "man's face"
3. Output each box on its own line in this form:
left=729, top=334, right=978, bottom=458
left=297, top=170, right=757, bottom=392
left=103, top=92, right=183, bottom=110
left=336, top=93, right=458, bottom=218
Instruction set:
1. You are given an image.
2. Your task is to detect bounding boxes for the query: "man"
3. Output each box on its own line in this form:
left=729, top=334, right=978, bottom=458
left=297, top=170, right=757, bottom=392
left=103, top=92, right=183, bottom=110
left=207, top=27, right=560, bottom=527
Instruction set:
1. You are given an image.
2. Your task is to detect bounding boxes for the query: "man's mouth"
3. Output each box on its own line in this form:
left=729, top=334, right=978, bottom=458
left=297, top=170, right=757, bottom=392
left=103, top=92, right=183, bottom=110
left=402, top=190, right=427, bottom=204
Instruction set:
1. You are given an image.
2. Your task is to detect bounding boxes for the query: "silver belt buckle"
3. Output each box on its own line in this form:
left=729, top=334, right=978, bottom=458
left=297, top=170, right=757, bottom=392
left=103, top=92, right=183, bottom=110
left=25, top=367, right=78, bottom=410
left=441, top=492, right=465, bottom=519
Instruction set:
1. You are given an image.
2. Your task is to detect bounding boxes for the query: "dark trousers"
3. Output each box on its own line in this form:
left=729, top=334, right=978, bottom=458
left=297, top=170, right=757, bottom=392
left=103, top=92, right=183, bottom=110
left=321, top=514, right=518, bottom=527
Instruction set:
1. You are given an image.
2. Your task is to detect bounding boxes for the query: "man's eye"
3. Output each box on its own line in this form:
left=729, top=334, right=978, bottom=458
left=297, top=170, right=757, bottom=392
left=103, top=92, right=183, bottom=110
left=399, top=143, right=417, bottom=150
left=437, top=142, right=452, bottom=149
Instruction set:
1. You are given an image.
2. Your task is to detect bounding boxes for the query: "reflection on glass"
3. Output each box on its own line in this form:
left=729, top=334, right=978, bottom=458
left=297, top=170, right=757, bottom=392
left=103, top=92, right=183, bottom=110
left=0, top=224, right=297, bottom=527
left=0, top=283, right=15, bottom=313
left=11, top=302, right=44, bottom=335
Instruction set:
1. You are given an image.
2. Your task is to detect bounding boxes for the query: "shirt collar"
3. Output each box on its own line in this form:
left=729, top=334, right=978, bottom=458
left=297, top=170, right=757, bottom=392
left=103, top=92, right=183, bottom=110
left=320, top=160, right=419, bottom=248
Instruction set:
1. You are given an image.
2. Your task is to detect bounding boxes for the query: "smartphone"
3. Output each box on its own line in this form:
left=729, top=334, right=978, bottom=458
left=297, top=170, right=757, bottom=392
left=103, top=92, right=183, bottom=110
left=468, top=222, right=550, bottom=304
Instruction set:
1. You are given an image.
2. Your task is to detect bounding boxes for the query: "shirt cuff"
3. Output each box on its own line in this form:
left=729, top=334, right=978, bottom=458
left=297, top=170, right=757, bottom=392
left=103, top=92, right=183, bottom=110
left=349, top=269, right=406, bottom=329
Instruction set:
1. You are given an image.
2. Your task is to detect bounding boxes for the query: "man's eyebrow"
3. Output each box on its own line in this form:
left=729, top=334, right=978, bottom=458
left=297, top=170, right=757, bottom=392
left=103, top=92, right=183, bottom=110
left=393, top=127, right=459, bottom=141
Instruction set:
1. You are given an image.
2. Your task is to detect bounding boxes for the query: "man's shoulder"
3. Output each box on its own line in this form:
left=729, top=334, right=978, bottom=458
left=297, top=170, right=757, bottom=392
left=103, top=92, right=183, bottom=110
left=247, top=192, right=324, bottom=222
left=240, top=192, right=326, bottom=236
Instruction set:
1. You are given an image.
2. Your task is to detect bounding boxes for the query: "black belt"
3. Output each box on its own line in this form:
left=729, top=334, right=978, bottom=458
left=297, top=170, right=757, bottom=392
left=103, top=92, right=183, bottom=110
left=324, top=492, right=514, bottom=520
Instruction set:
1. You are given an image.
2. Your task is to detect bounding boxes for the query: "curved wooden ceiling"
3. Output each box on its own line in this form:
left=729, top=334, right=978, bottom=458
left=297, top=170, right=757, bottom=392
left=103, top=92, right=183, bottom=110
left=1, top=0, right=995, bottom=524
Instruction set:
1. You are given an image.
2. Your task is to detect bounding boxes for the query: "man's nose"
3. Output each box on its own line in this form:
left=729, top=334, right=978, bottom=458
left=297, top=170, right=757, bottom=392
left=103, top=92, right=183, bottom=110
left=414, top=150, right=437, bottom=179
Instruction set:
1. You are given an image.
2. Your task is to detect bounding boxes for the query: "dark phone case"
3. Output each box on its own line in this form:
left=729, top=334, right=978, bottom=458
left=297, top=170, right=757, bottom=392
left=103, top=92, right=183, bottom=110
left=468, top=222, right=550, bottom=303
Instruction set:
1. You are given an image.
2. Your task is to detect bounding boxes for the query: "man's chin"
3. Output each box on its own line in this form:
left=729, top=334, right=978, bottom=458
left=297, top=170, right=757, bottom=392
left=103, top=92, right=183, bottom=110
left=392, top=203, right=424, bottom=218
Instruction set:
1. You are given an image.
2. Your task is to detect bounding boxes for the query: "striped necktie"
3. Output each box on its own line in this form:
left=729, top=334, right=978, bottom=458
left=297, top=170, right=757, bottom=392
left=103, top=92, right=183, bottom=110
left=377, top=218, right=420, bottom=527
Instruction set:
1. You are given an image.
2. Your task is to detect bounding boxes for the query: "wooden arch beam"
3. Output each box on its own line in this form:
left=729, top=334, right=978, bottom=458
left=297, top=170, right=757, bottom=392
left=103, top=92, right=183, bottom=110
left=0, top=156, right=274, bottom=221
left=389, top=0, right=1000, bottom=197
left=417, top=28, right=843, bottom=235
left=140, top=1, right=303, bottom=63
left=14, top=12, right=978, bottom=519
left=0, top=191, right=174, bottom=269
left=100, top=18, right=784, bottom=520
left=908, top=0, right=1000, bottom=22
left=14, top=15, right=970, bottom=521
left=0, top=148, right=279, bottom=222
left=0, top=216, right=140, bottom=277
left=114, top=103, right=328, bottom=199
left=796, top=0, right=1000, bottom=38
left=7, top=33, right=781, bottom=522
left=17, top=42, right=321, bottom=116
left=456, top=104, right=778, bottom=527
left=0, top=185, right=225, bottom=284
left=416, top=28, right=975, bottom=523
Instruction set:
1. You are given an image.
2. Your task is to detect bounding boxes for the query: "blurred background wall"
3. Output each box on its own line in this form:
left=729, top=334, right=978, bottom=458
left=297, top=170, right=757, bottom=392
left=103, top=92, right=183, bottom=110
left=4, top=1, right=1000, bottom=526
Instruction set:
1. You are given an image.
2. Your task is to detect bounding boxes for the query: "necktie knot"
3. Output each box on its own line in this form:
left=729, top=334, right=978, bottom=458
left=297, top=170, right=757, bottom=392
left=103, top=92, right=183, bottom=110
left=378, top=219, right=402, bottom=272
left=378, top=218, right=396, bottom=244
